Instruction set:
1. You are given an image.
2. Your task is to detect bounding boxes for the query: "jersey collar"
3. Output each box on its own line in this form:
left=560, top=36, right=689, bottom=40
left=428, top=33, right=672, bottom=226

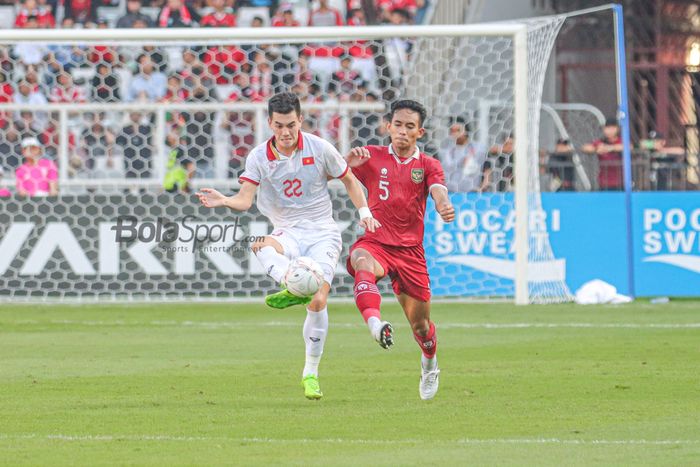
left=266, top=131, right=305, bottom=161
left=388, top=143, right=420, bottom=164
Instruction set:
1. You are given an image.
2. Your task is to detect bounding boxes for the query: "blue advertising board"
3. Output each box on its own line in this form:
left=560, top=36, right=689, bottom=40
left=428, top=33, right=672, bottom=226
left=423, top=192, right=689, bottom=297
left=632, top=192, right=700, bottom=296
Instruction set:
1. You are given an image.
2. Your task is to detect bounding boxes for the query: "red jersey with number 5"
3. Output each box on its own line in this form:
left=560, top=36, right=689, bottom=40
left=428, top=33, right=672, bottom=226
left=351, top=145, right=446, bottom=246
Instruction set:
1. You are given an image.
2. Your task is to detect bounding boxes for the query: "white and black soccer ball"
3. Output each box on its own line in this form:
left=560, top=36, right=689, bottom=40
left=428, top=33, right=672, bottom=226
left=284, top=256, right=324, bottom=297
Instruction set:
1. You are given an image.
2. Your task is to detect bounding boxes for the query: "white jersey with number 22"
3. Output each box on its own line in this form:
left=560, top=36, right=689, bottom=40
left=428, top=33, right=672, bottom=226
left=238, top=131, right=349, bottom=230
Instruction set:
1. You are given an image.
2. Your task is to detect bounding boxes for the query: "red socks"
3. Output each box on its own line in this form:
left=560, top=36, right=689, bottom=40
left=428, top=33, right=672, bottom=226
left=353, top=270, right=381, bottom=323
left=413, top=322, right=437, bottom=358
left=354, top=269, right=437, bottom=359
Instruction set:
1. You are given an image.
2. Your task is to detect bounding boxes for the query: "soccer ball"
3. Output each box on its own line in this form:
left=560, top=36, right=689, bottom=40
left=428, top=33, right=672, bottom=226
left=284, top=257, right=324, bottom=297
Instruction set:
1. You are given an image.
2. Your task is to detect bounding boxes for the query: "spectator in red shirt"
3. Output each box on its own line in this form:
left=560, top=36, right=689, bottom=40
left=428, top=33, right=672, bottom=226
left=582, top=117, right=625, bottom=191
left=0, top=70, right=13, bottom=131
left=376, top=0, right=417, bottom=22
left=272, top=5, right=300, bottom=27
left=162, top=74, right=189, bottom=102
left=64, top=0, right=99, bottom=25
left=347, top=7, right=366, bottom=26
left=158, top=0, right=200, bottom=27
left=200, top=0, right=236, bottom=27
left=49, top=72, right=87, bottom=103
left=328, top=54, right=364, bottom=95
left=15, top=0, right=56, bottom=28
left=309, top=0, right=344, bottom=26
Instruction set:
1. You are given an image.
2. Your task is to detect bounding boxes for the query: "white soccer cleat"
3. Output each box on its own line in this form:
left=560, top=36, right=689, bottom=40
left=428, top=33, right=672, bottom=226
left=419, top=368, right=440, bottom=400
left=371, top=321, right=394, bottom=349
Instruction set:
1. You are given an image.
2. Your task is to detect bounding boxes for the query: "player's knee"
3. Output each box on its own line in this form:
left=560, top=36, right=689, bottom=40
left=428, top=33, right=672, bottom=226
left=410, top=319, right=430, bottom=336
left=308, top=291, right=328, bottom=311
left=351, top=250, right=371, bottom=270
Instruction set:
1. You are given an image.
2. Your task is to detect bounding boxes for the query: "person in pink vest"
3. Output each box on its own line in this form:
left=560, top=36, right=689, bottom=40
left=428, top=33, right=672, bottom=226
left=0, top=166, right=12, bottom=197
left=15, top=137, right=58, bottom=197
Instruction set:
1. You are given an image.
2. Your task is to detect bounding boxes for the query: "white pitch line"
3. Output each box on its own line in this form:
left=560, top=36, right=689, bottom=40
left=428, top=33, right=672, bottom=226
left=0, top=433, right=698, bottom=446
left=8, top=320, right=700, bottom=330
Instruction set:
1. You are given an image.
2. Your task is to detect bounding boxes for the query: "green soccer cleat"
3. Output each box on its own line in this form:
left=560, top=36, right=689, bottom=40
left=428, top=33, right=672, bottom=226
left=265, top=288, right=312, bottom=309
left=301, top=374, right=323, bottom=400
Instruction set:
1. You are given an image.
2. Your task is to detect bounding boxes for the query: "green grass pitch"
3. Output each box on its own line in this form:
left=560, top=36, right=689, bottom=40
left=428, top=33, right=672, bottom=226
left=1, top=301, right=699, bottom=465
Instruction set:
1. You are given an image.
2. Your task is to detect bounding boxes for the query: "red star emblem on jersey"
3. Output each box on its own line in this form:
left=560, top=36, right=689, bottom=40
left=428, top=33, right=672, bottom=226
left=302, top=156, right=314, bottom=166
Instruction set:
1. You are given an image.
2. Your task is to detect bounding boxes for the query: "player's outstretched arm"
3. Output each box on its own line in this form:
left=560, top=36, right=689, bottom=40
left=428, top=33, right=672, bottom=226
left=339, top=170, right=381, bottom=233
left=196, top=182, right=257, bottom=211
left=430, top=185, right=455, bottom=223
left=345, top=146, right=371, bottom=168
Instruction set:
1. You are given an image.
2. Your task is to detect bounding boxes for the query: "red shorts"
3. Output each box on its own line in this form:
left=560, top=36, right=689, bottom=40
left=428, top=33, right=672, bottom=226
left=347, top=237, right=431, bottom=302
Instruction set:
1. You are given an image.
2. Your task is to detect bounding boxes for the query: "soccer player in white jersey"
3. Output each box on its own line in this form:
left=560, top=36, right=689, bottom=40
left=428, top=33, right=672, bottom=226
left=197, top=92, right=380, bottom=400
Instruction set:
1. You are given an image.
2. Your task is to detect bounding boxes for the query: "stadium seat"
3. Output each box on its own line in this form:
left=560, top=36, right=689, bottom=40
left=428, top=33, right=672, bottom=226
left=293, top=6, right=310, bottom=25
left=71, top=67, right=95, bottom=86
left=0, top=6, right=16, bottom=29
left=140, top=7, right=161, bottom=22
left=310, top=0, right=346, bottom=19
left=237, top=7, right=271, bottom=26
left=166, top=46, right=185, bottom=74
left=215, top=84, right=238, bottom=101
left=96, top=6, right=125, bottom=28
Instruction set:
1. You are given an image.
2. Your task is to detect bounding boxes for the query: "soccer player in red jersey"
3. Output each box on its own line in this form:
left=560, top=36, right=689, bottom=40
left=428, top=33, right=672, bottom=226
left=345, top=99, right=455, bottom=400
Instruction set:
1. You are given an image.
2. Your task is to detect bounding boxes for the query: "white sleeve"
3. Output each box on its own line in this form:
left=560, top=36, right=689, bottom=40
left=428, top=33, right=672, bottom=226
left=238, top=152, right=262, bottom=185
left=322, top=141, right=349, bottom=179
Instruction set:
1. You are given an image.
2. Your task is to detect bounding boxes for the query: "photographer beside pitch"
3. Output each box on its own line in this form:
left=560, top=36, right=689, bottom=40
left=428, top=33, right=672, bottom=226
left=345, top=100, right=455, bottom=400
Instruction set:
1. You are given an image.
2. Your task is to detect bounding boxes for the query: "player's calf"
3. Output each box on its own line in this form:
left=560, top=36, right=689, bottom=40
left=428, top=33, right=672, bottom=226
left=413, top=321, right=437, bottom=359
left=413, top=320, right=439, bottom=399
left=353, top=269, right=392, bottom=348
left=253, top=239, right=289, bottom=285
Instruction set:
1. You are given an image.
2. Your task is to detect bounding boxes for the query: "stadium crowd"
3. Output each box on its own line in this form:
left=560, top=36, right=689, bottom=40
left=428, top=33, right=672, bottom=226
left=0, top=0, right=694, bottom=195
left=0, top=0, right=430, bottom=195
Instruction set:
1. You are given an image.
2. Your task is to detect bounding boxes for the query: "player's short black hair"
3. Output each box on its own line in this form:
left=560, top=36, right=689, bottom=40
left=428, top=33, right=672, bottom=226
left=268, top=92, right=301, bottom=117
left=604, top=117, right=619, bottom=127
left=389, top=99, right=427, bottom=127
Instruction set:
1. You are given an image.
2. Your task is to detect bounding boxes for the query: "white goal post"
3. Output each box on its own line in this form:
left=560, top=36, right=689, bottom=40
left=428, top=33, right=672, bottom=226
left=0, top=21, right=569, bottom=303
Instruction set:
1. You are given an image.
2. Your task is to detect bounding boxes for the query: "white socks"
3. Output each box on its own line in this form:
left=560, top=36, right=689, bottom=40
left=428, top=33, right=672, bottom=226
left=255, top=246, right=290, bottom=284
left=367, top=316, right=382, bottom=340
left=302, top=307, right=328, bottom=377
left=421, top=354, right=438, bottom=372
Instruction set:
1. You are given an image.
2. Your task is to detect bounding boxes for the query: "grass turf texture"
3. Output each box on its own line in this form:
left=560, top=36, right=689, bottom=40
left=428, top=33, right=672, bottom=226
left=1, top=301, right=699, bottom=466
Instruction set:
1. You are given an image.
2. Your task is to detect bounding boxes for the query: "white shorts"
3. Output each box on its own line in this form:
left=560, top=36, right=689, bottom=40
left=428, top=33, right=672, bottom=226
left=268, top=226, right=342, bottom=285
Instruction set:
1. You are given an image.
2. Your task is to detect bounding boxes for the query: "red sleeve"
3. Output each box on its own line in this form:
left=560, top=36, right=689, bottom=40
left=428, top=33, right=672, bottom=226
left=335, top=10, right=343, bottom=25
left=425, top=155, right=445, bottom=190
left=350, top=146, right=374, bottom=185
left=350, top=161, right=369, bottom=185
left=45, top=12, right=56, bottom=27
left=15, top=13, right=26, bottom=28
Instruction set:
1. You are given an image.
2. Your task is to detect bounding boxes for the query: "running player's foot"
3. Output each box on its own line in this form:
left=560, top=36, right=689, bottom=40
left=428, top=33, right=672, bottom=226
left=419, top=367, right=440, bottom=400
left=265, top=288, right=312, bottom=309
left=372, top=321, right=394, bottom=349
left=301, top=374, right=323, bottom=400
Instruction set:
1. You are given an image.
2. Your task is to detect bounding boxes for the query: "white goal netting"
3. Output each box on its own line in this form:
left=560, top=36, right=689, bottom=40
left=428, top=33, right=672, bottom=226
left=0, top=21, right=573, bottom=302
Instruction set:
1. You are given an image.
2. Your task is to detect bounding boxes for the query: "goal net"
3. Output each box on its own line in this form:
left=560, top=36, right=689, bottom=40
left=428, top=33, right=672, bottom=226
left=0, top=19, right=576, bottom=303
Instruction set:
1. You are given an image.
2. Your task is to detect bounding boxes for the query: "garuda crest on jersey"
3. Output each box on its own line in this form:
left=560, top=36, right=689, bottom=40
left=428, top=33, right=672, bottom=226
left=411, top=168, right=424, bottom=184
